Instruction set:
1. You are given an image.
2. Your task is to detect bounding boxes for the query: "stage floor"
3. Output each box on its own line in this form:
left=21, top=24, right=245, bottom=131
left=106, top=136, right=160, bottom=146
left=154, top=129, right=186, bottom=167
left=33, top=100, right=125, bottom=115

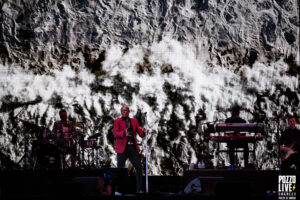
left=0, top=168, right=294, bottom=199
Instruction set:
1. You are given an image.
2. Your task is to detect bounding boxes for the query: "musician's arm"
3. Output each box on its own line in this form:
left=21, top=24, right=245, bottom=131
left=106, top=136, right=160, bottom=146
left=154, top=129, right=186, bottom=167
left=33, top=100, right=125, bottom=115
left=135, top=119, right=145, bottom=138
left=52, top=121, right=62, bottom=139
left=280, top=145, right=287, bottom=152
left=280, top=144, right=293, bottom=153
left=70, top=121, right=77, bottom=133
left=113, top=119, right=126, bottom=138
left=52, top=122, right=59, bottom=134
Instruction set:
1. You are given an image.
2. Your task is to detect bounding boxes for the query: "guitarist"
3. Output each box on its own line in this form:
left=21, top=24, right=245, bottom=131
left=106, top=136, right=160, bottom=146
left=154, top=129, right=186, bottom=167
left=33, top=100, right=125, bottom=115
left=280, top=117, right=300, bottom=174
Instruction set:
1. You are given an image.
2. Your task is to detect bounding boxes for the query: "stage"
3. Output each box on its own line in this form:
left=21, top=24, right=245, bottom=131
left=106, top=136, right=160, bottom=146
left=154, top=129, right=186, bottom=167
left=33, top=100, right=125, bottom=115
left=0, top=168, right=289, bottom=199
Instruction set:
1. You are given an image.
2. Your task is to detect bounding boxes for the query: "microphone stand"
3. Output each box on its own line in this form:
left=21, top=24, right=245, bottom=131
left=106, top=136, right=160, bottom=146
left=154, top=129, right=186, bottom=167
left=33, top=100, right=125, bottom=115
left=73, top=104, right=86, bottom=168
left=270, top=116, right=283, bottom=171
left=15, top=105, right=31, bottom=169
left=80, top=119, right=85, bottom=169
left=79, top=116, right=86, bottom=169
left=144, top=113, right=149, bottom=194
left=276, top=116, right=281, bottom=172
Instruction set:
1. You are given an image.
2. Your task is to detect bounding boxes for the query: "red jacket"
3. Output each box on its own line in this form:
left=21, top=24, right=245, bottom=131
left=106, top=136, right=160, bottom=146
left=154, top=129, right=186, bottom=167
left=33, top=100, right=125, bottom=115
left=113, top=117, right=145, bottom=154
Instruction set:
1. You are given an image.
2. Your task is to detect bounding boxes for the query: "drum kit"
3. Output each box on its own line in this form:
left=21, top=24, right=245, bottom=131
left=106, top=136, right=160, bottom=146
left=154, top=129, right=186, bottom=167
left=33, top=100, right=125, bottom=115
left=18, top=119, right=103, bottom=170
left=2, top=97, right=103, bottom=170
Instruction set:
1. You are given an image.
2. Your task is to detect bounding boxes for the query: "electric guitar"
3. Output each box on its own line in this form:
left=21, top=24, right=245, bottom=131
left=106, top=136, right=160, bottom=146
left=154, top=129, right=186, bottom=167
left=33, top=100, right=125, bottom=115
left=280, top=143, right=297, bottom=161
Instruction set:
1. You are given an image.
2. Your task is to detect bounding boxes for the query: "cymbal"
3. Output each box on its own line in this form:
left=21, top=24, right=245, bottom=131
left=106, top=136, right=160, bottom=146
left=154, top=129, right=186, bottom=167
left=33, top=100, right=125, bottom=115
left=88, top=133, right=101, bottom=140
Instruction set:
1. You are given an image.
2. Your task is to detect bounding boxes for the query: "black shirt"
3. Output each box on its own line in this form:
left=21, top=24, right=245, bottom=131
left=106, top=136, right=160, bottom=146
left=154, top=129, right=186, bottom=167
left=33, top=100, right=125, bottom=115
left=225, top=117, right=247, bottom=136
left=225, top=117, right=246, bottom=124
left=280, top=128, right=300, bottom=152
left=122, top=117, right=135, bottom=144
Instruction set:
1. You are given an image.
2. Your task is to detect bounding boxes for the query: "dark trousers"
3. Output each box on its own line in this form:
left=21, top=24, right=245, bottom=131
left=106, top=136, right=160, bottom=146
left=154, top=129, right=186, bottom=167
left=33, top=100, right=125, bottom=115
left=281, top=153, right=300, bottom=174
left=117, top=144, right=142, bottom=192
left=228, top=141, right=249, bottom=167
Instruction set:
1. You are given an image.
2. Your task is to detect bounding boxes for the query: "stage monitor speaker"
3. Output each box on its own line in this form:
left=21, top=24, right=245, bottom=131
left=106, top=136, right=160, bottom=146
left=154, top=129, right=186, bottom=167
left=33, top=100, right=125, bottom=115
left=101, top=168, right=129, bottom=179
left=72, top=177, right=99, bottom=197
left=215, top=181, right=251, bottom=197
left=183, top=176, right=224, bottom=195
left=72, top=168, right=130, bottom=197
left=100, top=168, right=131, bottom=194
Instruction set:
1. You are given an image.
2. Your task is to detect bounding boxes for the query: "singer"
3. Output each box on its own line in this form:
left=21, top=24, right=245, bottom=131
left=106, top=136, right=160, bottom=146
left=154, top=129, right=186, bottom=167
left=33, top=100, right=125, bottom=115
left=113, top=105, right=146, bottom=193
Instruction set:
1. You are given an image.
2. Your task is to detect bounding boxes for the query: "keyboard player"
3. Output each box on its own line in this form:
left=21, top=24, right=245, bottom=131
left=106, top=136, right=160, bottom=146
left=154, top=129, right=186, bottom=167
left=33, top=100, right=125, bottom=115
left=225, top=106, right=249, bottom=169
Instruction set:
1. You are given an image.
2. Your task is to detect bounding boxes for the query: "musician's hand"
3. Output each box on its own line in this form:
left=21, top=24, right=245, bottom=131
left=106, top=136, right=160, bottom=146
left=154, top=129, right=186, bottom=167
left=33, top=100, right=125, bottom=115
left=125, top=128, right=129, bottom=136
left=74, top=122, right=83, bottom=127
left=139, top=127, right=146, bottom=133
left=285, top=146, right=293, bottom=152
left=281, top=145, right=295, bottom=154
